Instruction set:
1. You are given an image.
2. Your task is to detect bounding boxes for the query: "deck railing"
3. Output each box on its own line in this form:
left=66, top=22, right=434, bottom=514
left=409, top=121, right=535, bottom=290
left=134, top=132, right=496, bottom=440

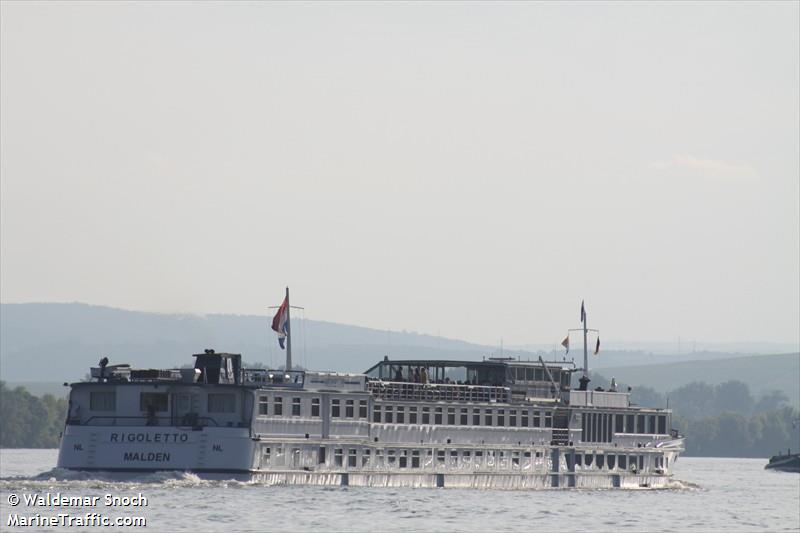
left=69, top=415, right=224, bottom=427
left=367, top=380, right=511, bottom=403
left=242, top=369, right=305, bottom=387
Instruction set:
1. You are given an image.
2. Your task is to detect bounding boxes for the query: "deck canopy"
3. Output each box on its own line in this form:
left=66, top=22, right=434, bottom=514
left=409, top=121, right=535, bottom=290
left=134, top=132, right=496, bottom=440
left=364, top=358, right=509, bottom=386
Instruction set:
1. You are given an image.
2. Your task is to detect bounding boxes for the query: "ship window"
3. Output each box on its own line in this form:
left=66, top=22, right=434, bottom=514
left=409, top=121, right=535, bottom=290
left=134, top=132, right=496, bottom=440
left=512, top=451, right=520, bottom=467
left=90, top=391, right=116, bottom=411
left=345, top=399, right=354, bottom=418
left=375, top=449, right=384, bottom=468
left=638, top=455, right=644, bottom=470
left=534, top=368, right=543, bottom=381
left=450, top=450, right=458, bottom=467
left=359, top=400, right=368, bottom=419
left=385, top=405, right=393, bottom=423
left=318, top=447, right=326, bottom=464
left=585, top=454, right=593, bottom=467
left=258, top=395, right=269, bottom=415
left=348, top=449, right=357, bottom=467
left=274, top=396, right=283, bottom=416
left=533, top=411, right=541, bottom=428
left=509, top=410, right=517, bottom=427
left=422, top=407, right=430, bottom=424
left=608, top=455, right=616, bottom=469
left=208, top=393, right=235, bottom=413
left=447, top=408, right=455, bottom=425
left=263, top=447, right=271, bottom=465
left=292, top=397, right=301, bottom=416
left=486, top=450, right=495, bottom=467
left=140, top=392, right=168, bottom=413
left=331, top=399, right=341, bottom=418
left=373, top=405, right=381, bottom=422
left=412, top=450, right=420, bottom=468
left=484, top=409, right=493, bottom=426
left=473, top=408, right=481, bottom=426
left=648, top=415, right=656, bottom=434
left=437, top=450, right=446, bottom=464
left=399, top=450, right=408, bottom=468
left=409, top=406, right=418, bottom=424
left=387, top=449, right=396, bottom=465
left=397, top=406, right=405, bottom=424
left=521, top=410, right=529, bottom=427
left=362, top=449, right=371, bottom=467
left=597, top=454, right=605, bottom=469
left=525, top=368, right=534, bottom=381
left=434, top=407, right=443, bottom=425
left=575, top=453, right=582, bottom=466
left=619, top=455, right=627, bottom=469
left=615, top=414, right=624, bottom=433
left=460, top=408, right=468, bottom=425
left=497, top=409, right=505, bottom=426
left=334, top=448, right=343, bottom=467
left=544, top=411, right=552, bottom=428
left=626, top=414, right=634, bottom=433
left=658, top=415, right=666, bottom=434
left=637, top=414, right=645, bottom=434
left=312, top=398, right=320, bottom=417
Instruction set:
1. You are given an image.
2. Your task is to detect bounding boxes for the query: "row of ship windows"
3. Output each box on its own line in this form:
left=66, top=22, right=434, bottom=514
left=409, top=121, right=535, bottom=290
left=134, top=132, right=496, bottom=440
left=257, top=397, right=368, bottom=418
left=582, top=412, right=668, bottom=442
left=374, top=406, right=555, bottom=428
left=88, top=391, right=237, bottom=414
left=256, top=396, right=556, bottom=428
left=262, top=446, right=661, bottom=472
left=264, top=446, right=548, bottom=468
left=255, top=396, right=667, bottom=436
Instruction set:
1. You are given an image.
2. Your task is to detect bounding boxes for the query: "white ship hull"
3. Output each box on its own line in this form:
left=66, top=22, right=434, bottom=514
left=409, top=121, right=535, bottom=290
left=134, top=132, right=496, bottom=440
left=58, top=425, right=682, bottom=489
left=58, top=425, right=256, bottom=474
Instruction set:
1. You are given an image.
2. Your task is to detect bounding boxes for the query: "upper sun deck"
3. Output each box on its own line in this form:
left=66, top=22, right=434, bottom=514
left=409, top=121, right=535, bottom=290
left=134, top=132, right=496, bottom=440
left=82, top=351, right=633, bottom=409
left=363, top=357, right=578, bottom=401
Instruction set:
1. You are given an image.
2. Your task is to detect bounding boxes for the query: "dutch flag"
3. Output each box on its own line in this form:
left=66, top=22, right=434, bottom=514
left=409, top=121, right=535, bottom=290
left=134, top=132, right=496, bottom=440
left=271, top=296, right=289, bottom=349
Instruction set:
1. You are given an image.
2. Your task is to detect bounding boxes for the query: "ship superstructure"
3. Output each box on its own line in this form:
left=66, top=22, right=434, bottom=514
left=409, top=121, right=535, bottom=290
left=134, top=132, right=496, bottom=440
left=57, top=298, right=684, bottom=489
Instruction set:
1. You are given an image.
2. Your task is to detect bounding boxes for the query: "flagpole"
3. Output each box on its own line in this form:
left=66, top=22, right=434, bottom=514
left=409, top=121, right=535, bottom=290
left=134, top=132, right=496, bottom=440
left=285, top=286, right=292, bottom=372
left=582, top=303, right=588, bottom=379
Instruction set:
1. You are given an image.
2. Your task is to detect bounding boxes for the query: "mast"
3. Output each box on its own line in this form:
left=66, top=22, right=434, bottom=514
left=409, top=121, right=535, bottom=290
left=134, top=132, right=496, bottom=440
left=285, top=286, right=292, bottom=371
left=582, top=303, right=588, bottom=379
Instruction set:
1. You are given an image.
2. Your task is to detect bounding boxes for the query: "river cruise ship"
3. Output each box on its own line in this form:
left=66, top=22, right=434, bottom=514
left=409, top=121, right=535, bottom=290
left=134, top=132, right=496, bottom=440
left=57, top=299, right=684, bottom=489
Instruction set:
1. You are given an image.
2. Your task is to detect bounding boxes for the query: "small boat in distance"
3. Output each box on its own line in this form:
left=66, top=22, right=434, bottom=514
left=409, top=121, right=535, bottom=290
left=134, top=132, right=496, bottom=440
left=57, top=293, right=685, bottom=489
left=765, top=451, right=800, bottom=473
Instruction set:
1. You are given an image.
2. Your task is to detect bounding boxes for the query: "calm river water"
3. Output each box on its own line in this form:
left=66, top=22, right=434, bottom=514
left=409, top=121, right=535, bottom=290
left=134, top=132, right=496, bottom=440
left=0, top=450, right=798, bottom=532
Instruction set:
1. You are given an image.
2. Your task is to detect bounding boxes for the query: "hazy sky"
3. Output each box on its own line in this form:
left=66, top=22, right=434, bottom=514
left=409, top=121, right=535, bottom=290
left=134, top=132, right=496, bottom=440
left=1, top=1, right=798, bottom=347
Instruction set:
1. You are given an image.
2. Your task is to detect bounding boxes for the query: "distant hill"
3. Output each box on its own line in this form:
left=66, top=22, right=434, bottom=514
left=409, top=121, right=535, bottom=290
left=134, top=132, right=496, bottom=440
left=599, top=353, right=800, bottom=407
left=2, top=303, right=797, bottom=406
left=0, top=303, right=513, bottom=383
